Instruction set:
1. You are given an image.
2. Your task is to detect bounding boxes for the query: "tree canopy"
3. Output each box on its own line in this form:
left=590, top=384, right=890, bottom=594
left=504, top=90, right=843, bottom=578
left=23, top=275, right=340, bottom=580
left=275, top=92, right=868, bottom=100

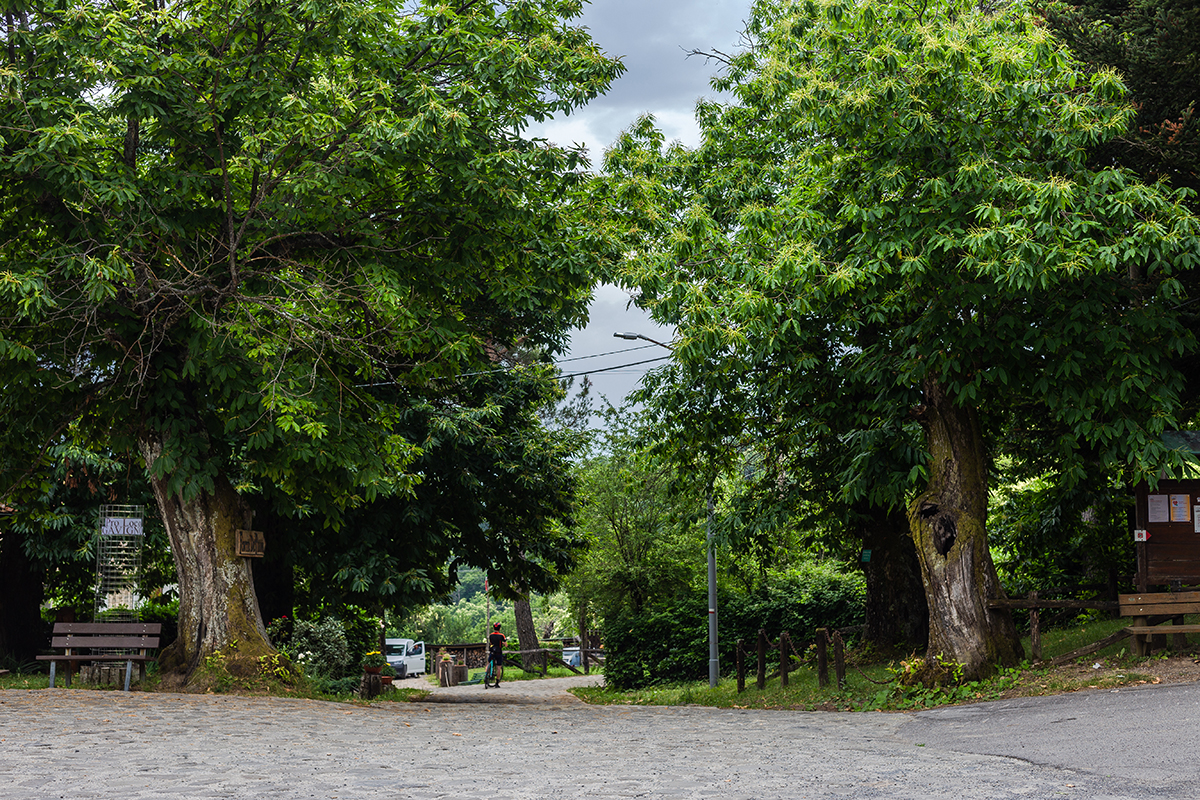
left=0, top=0, right=622, bottom=680
left=598, top=0, right=1200, bottom=678
left=1044, top=0, right=1199, bottom=196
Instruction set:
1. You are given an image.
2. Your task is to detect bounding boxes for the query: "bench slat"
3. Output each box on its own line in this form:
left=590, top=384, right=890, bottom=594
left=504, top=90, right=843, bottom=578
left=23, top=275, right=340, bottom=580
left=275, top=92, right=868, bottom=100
left=49, top=636, right=159, bottom=649
left=51, top=623, right=161, bottom=635
left=1118, top=592, right=1200, bottom=616
left=1119, top=591, right=1200, bottom=603
left=1120, top=603, right=1200, bottom=616
left=36, top=654, right=157, bottom=662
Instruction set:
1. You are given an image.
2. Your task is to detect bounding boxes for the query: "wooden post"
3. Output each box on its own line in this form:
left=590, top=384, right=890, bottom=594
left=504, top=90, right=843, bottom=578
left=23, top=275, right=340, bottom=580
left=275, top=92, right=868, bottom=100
left=1170, top=581, right=1187, bottom=652
left=580, top=615, right=590, bottom=675
left=1029, top=590, right=1042, bottom=662
left=832, top=631, right=845, bottom=690
left=816, top=629, right=828, bottom=689
left=736, top=638, right=745, bottom=694
left=542, top=648, right=548, bottom=676
left=756, top=628, right=767, bottom=690
left=780, top=632, right=790, bottom=688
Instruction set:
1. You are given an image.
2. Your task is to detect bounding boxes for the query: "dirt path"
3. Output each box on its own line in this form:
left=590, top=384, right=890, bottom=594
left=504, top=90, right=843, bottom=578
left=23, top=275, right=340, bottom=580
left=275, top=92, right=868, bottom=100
left=413, top=673, right=604, bottom=704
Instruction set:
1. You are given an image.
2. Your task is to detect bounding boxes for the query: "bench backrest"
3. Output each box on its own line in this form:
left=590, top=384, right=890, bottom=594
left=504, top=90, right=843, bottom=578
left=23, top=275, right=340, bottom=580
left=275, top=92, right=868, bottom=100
left=52, top=622, right=162, bottom=635
left=1119, top=592, right=1200, bottom=616
left=50, top=634, right=160, bottom=649
left=49, top=622, right=162, bottom=651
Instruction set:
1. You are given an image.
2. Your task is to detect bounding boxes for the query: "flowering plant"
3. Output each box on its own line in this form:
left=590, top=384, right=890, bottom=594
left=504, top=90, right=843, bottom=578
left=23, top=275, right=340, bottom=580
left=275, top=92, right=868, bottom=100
left=361, top=650, right=387, bottom=667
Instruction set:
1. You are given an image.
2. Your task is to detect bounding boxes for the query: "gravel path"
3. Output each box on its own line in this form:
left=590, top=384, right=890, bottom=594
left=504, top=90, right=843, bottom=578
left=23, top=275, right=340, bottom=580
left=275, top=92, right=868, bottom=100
left=2, top=677, right=1196, bottom=798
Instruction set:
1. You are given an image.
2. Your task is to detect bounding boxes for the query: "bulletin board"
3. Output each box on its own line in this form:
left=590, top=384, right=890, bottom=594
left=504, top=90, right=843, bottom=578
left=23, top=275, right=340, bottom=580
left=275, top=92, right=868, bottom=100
left=1134, top=479, right=1200, bottom=588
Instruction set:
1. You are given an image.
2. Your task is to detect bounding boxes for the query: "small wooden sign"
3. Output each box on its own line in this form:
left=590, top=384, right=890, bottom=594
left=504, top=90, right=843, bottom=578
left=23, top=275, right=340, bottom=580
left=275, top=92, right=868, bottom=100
left=236, top=529, right=265, bottom=557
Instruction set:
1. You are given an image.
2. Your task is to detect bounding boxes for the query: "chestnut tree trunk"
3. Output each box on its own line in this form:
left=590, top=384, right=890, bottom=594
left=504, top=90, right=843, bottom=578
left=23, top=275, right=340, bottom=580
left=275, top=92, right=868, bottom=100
left=513, top=598, right=541, bottom=671
left=907, top=379, right=1022, bottom=681
left=140, top=436, right=273, bottom=685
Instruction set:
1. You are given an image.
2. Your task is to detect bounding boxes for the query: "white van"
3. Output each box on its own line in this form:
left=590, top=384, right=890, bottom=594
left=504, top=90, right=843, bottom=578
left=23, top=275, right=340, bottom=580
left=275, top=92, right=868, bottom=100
left=384, top=638, right=426, bottom=678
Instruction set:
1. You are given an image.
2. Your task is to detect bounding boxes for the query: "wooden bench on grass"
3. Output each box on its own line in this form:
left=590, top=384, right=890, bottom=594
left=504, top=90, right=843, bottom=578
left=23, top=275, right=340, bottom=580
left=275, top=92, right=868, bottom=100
left=36, top=622, right=161, bottom=691
left=1121, top=592, right=1200, bottom=656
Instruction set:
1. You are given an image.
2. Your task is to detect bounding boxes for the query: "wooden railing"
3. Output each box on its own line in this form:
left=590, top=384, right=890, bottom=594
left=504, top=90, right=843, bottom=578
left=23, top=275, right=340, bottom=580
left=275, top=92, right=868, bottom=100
left=987, top=591, right=1118, bottom=663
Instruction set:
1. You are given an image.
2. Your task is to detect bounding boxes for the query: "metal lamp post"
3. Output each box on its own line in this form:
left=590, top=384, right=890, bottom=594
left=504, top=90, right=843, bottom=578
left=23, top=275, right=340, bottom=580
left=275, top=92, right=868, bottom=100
left=614, top=331, right=719, bottom=687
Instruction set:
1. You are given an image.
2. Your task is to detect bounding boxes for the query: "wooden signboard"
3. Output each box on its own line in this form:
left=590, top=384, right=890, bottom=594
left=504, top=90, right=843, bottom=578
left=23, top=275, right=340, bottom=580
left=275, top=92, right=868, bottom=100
left=1134, top=479, right=1200, bottom=589
left=236, top=529, right=265, bottom=558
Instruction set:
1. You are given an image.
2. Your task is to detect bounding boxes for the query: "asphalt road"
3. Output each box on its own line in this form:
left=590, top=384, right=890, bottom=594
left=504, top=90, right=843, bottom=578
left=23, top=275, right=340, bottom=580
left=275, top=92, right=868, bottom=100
left=1, top=676, right=1197, bottom=798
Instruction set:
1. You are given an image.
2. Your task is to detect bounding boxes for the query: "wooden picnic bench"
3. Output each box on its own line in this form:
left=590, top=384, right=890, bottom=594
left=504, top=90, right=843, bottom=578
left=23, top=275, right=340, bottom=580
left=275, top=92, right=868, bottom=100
left=36, top=622, right=161, bottom=691
left=1120, top=592, right=1200, bottom=656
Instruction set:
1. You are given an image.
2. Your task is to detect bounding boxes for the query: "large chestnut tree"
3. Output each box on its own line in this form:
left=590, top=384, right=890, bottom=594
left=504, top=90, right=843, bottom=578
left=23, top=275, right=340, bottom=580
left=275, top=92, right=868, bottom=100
left=598, top=0, right=1200, bottom=679
left=0, top=0, right=621, bottom=683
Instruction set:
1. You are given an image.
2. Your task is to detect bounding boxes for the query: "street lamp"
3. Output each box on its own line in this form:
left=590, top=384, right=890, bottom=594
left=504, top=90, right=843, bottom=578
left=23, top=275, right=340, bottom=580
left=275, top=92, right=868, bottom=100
left=613, top=331, right=675, bottom=351
left=613, top=330, right=720, bottom=688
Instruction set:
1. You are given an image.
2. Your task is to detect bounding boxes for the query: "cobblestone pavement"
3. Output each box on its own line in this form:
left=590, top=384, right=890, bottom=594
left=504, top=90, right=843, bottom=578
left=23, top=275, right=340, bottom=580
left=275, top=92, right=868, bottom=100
left=1, top=677, right=1196, bottom=799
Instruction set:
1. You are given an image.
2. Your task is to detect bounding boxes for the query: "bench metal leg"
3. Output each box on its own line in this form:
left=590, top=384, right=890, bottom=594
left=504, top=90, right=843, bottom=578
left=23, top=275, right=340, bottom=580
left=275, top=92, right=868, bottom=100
left=49, top=661, right=56, bottom=689
left=124, top=660, right=134, bottom=691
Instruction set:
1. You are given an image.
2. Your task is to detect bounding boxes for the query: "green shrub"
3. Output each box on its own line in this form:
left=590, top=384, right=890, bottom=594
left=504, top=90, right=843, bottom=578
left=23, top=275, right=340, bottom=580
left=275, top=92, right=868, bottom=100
left=137, top=598, right=179, bottom=650
left=603, top=596, right=709, bottom=690
left=602, top=561, right=865, bottom=690
left=284, top=617, right=352, bottom=679
left=723, top=561, right=866, bottom=645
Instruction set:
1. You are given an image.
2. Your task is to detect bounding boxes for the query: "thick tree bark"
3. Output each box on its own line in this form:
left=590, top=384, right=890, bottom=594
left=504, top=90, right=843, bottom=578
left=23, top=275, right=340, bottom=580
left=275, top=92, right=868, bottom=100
left=907, top=378, right=1022, bottom=682
left=855, top=503, right=928, bottom=651
left=512, top=598, right=541, bottom=671
left=140, top=436, right=273, bottom=686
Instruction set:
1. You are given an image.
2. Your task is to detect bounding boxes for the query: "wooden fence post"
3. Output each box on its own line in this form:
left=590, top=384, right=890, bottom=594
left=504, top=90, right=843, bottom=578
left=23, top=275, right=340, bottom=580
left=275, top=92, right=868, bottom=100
left=576, top=618, right=585, bottom=676
left=541, top=648, right=548, bottom=676
left=1029, top=590, right=1042, bottom=662
left=757, top=628, right=767, bottom=690
left=816, top=628, right=828, bottom=689
left=832, top=630, right=845, bottom=690
left=780, top=632, right=791, bottom=688
left=736, top=639, right=745, bottom=694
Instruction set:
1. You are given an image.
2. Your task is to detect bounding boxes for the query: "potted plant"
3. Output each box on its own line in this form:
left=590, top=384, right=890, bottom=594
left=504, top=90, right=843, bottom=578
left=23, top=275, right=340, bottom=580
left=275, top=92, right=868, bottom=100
left=361, top=650, right=386, bottom=674
left=380, top=663, right=396, bottom=686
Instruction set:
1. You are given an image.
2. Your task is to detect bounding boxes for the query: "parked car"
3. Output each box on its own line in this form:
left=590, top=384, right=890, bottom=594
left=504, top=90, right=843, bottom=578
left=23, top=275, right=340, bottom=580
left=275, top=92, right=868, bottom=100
left=384, top=638, right=426, bottom=678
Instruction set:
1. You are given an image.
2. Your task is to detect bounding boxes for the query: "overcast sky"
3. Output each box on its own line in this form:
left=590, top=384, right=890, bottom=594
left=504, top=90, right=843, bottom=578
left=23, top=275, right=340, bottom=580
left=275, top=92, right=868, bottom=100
left=529, top=1, right=752, bottom=408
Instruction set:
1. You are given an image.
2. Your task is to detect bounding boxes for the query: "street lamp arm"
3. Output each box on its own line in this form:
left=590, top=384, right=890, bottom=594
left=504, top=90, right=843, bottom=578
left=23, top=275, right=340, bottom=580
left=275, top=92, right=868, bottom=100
left=613, top=331, right=674, bottom=351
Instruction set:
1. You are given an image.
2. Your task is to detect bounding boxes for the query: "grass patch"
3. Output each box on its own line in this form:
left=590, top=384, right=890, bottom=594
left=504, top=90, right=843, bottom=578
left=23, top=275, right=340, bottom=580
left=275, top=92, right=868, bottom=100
left=571, top=615, right=1200, bottom=712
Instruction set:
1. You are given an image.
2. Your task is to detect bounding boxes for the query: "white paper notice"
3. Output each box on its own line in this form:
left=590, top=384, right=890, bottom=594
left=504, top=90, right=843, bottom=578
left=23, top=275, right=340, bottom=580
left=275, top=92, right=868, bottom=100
left=1193, top=507, right=1200, bottom=533
left=1148, top=494, right=1170, bottom=523
left=1171, top=494, right=1191, bottom=522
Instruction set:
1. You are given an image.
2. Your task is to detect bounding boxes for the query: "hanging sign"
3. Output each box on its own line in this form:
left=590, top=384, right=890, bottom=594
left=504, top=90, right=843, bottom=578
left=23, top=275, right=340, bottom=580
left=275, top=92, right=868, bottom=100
left=101, top=517, right=144, bottom=536
left=236, top=529, right=266, bottom=557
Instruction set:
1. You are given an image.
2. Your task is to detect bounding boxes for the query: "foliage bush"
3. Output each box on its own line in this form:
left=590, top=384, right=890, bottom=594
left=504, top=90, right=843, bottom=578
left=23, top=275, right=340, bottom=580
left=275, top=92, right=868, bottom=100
left=137, top=598, right=179, bottom=651
left=602, top=561, right=865, bottom=690
left=272, top=617, right=351, bottom=679
left=722, top=561, right=866, bottom=644
left=989, top=473, right=1133, bottom=602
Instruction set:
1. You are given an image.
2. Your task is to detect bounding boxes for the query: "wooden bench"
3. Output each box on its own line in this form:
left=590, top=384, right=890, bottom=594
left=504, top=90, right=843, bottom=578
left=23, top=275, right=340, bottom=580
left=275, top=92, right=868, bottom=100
left=36, top=622, right=161, bottom=691
left=1120, top=592, right=1200, bottom=656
